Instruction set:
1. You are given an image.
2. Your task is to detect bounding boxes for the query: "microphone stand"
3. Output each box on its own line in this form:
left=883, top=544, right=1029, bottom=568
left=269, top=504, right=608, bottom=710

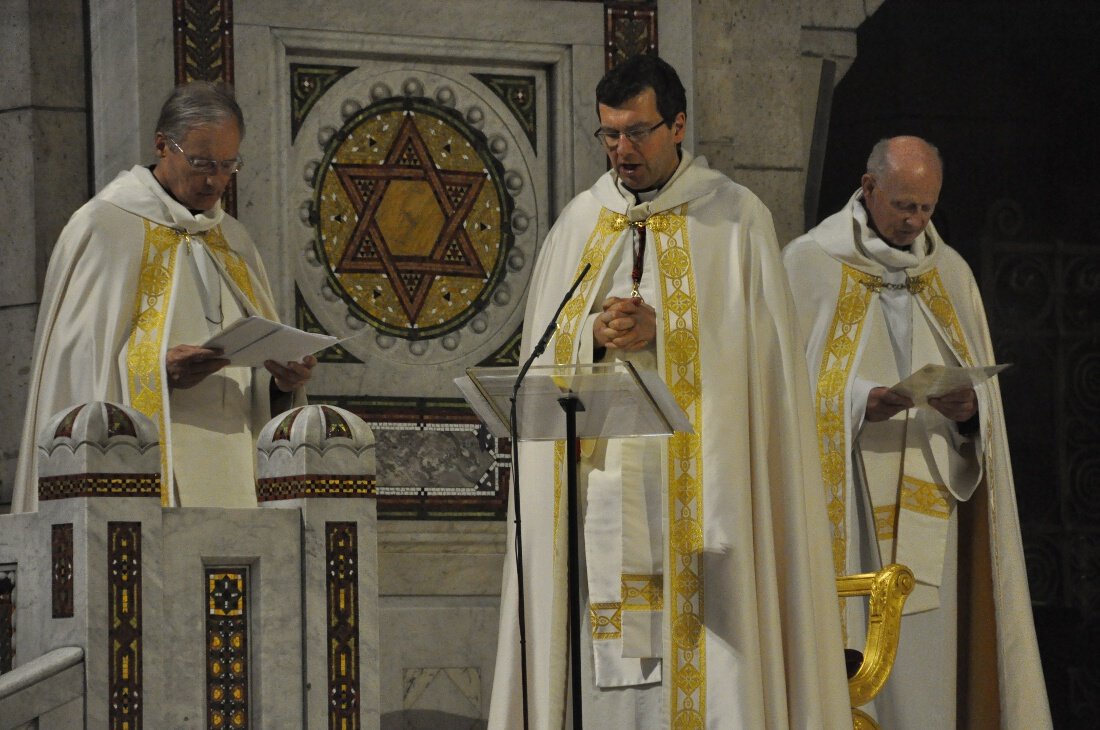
left=508, top=262, right=591, bottom=730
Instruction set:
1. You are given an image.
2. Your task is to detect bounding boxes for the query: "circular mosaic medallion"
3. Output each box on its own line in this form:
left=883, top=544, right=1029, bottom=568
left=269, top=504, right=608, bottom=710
left=314, top=97, right=513, bottom=339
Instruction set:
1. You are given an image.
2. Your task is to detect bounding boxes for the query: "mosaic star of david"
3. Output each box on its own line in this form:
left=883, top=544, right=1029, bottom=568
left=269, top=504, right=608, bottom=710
left=330, top=114, right=489, bottom=325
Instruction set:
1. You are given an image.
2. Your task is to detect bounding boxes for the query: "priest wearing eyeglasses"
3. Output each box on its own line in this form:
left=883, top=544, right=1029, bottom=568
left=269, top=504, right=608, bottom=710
left=487, top=54, right=850, bottom=729
left=13, top=81, right=314, bottom=512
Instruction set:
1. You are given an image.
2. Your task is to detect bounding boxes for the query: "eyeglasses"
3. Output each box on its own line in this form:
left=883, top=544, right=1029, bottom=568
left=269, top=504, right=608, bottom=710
left=167, top=137, right=243, bottom=175
left=593, top=120, right=667, bottom=149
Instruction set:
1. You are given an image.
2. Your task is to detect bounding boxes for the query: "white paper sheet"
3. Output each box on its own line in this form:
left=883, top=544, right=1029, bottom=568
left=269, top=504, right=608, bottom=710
left=892, top=362, right=1012, bottom=405
left=201, top=316, right=344, bottom=367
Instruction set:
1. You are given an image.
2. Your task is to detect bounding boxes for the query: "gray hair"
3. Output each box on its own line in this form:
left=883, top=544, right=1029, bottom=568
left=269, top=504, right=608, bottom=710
left=866, top=136, right=942, bottom=177
left=155, top=81, right=245, bottom=141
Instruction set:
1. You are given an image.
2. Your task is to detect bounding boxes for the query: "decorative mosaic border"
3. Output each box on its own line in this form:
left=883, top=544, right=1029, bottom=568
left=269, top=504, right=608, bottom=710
left=206, top=568, right=250, bottom=728
left=52, top=524, right=74, bottom=619
left=108, top=522, right=143, bottom=729
left=604, top=1, right=658, bottom=68
left=172, top=0, right=237, bottom=216
left=326, top=523, right=361, bottom=727
left=316, top=396, right=510, bottom=520
left=39, top=474, right=161, bottom=501
left=256, top=476, right=377, bottom=502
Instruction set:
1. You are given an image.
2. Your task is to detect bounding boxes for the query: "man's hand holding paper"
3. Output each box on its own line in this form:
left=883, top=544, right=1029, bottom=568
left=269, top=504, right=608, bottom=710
left=891, top=363, right=1011, bottom=406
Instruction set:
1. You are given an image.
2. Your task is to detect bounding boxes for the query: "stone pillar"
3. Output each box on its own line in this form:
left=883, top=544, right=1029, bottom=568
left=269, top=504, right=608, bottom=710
left=257, top=404, right=380, bottom=730
left=33, top=401, right=163, bottom=728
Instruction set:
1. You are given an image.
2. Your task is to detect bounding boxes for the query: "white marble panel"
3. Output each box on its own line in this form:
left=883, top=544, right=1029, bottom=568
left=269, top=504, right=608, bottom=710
left=294, top=497, right=380, bottom=729
left=378, top=598, right=500, bottom=727
left=160, top=506, right=304, bottom=728
left=379, top=521, right=504, bottom=597
left=88, top=0, right=173, bottom=191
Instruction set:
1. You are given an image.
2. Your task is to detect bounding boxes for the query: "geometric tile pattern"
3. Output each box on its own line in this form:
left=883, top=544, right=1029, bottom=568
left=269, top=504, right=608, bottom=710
left=206, top=568, right=250, bottom=729
left=108, top=522, right=143, bottom=729
left=604, top=1, right=658, bottom=69
left=38, top=474, right=161, bottom=502
left=172, top=0, right=237, bottom=216
left=52, top=523, right=74, bottom=618
left=326, top=523, right=360, bottom=728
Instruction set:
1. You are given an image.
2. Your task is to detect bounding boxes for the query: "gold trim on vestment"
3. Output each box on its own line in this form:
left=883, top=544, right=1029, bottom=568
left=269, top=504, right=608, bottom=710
left=621, top=573, right=663, bottom=611
left=816, top=267, right=877, bottom=573
left=590, top=602, right=622, bottom=640
left=127, top=222, right=262, bottom=505
left=554, top=206, right=705, bottom=725
left=873, top=505, right=897, bottom=540
left=201, top=226, right=261, bottom=310
left=912, top=269, right=972, bottom=368
left=817, top=263, right=975, bottom=635
left=128, top=220, right=179, bottom=505
left=900, top=475, right=952, bottom=519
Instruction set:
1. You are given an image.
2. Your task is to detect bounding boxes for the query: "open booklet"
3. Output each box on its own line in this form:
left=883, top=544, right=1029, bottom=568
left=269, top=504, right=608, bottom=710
left=201, top=315, right=351, bottom=367
left=891, top=362, right=1012, bottom=406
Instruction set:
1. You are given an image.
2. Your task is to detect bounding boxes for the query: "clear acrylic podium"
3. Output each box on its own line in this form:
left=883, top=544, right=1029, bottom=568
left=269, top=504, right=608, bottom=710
left=457, top=361, right=691, bottom=728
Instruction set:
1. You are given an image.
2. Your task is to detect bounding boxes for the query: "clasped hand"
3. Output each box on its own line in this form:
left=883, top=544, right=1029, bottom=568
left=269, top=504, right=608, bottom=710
left=593, top=295, right=656, bottom=352
left=165, top=344, right=316, bottom=392
left=865, top=385, right=977, bottom=423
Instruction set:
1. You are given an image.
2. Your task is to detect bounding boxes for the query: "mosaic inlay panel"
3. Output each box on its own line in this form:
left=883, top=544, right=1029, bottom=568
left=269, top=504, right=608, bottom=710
left=38, top=474, right=161, bottom=502
left=172, top=0, right=237, bottom=216
left=206, top=568, right=250, bottom=729
left=0, top=565, right=14, bottom=673
left=52, top=523, right=74, bottom=619
left=109, top=522, right=143, bottom=729
left=316, top=396, right=509, bottom=519
left=312, top=96, right=513, bottom=339
left=326, top=523, right=360, bottom=727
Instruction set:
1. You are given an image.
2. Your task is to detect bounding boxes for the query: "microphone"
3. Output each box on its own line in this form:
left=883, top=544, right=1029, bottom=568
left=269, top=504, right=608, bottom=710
left=507, top=261, right=591, bottom=730
left=517, top=262, right=592, bottom=387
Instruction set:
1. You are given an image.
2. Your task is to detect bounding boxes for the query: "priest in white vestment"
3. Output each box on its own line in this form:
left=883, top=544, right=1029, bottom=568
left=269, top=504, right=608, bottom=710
left=783, top=135, right=1051, bottom=729
left=488, top=54, right=851, bottom=730
left=13, top=81, right=314, bottom=512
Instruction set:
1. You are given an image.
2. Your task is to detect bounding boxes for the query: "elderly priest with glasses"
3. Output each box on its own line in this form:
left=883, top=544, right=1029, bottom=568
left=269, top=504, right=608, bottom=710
left=13, top=81, right=315, bottom=513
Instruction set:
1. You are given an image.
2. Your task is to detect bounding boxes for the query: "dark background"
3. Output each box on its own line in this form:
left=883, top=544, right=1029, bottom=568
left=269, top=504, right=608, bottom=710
left=818, top=1, right=1100, bottom=725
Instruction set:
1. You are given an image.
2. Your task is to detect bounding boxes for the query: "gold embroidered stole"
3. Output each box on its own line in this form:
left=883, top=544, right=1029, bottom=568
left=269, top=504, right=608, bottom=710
left=553, top=205, right=706, bottom=724
left=815, top=264, right=973, bottom=625
left=126, top=221, right=261, bottom=504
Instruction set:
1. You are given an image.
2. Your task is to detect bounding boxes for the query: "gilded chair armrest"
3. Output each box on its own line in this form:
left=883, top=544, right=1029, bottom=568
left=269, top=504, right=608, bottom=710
left=836, top=563, right=915, bottom=708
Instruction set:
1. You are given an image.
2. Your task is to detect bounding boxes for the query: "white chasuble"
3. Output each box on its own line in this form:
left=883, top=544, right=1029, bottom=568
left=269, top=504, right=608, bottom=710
left=14, top=165, right=298, bottom=512
left=487, top=153, right=851, bottom=730
left=784, top=188, right=1053, bottom=730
